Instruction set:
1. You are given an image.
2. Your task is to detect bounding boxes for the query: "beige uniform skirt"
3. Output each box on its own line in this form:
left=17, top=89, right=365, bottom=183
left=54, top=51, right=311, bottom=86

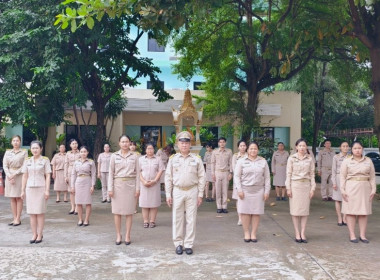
left=341, top=180, right=372, bottom=215
left=26, top=187, right=47, bottom=214
left=205, top=165, right=214, bottom=182
left=139, top=182, right=161, bottom=208
left=237, top=185, right=265, bottom=215
left=4, top=174, right=23, bottom=198
left=112, top=178, right=136, bottom=215
left=54, top=170, right=67, bottom=191
left=289, top=180, right=311, bottom=216
left=74, top=176, right=92, bottom=205
left=332, top=176, right=342, bottom=202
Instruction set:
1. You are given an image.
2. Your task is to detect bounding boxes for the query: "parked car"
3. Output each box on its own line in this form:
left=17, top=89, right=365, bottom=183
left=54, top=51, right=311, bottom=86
left=365, top=152, right=380, bottom=173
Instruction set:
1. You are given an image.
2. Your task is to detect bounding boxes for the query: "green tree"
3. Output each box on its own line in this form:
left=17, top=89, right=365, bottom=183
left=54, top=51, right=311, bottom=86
left=279, top=58, right=370, bottom=152
left=0, top=0, right=69, bottom=147
left=345, top=0, right=380, bottom=148
left=172, top=0, right=343, bottom=141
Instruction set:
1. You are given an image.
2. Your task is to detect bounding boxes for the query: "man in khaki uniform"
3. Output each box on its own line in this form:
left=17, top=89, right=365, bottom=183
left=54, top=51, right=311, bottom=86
left=165, top=131, right=205, bottom=255
left=318, top=139, right=335, bottom=201
left=211, top=137, right=233, bottom=213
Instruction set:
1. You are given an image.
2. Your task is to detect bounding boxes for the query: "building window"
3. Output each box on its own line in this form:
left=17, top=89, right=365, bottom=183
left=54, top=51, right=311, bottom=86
left=148, top=38, right=165, bottom=52
left=141, top=126, right=162, bottom=151
left=193, top=82, right=203, bottom=90
left=147, top=80, right=164, bottom=89
left=253, top=127, right=274, bottom=143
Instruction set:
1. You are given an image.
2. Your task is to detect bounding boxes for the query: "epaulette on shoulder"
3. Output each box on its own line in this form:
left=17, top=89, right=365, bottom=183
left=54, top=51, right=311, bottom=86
left=234, top=153, right=238, bottom=156
left=135, top=152, right=141, bottom=155
left=6, top=149, right=11, bottom=151
left=43, top=156, right=49, bottom=160
left=88, top=158, right=93, bottom=161
left=169, top=154, right=176, bottom=159
left=27, top=156, right=31, bottom=160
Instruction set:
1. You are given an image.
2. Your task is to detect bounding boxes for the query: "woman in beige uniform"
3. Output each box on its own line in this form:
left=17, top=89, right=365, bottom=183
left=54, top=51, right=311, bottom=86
left=65, top=139, right=80, bottom=214
left=271, top=142, right=289, bottom=201
left=51, top=144, right=67, bottom=203
left=331, top=141, right=349, bottom=226
left=3, top=135, right=27, bottom=226
left=231, top=140, right=247, bottom=226
left=71, top=146, right=96, bottom=226
left=286, top=138, right=316, bottom=243
left=97, top=143, right=111, bottom=203
left=234, top=141, right=270, bottom=242
left=340, top=141, right=376, bottom=243
left=203, top=143, right=215, bottom=202
left=138, top=143, right=165, bottom=228
left=108, top=135, right=140, bottom=245
left=21, top=140, right=51, bottom=244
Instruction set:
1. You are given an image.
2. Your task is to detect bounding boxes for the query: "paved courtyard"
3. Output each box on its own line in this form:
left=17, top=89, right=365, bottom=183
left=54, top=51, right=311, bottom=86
left=1, top=184, right=380, bottom=280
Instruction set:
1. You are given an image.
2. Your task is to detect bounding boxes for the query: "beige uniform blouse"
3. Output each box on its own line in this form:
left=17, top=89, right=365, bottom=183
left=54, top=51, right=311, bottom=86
left=231, top=152, right=247, bottom=174
left=285, top=153, right=316, bottom=191
left=165, top=153, right=205, bottom=198
left=98, top=152, right=111, bottom=173
left=51, top=153, right=66, bottom=171
left=317, top=149, right=335, bottom=172
left=234, top=156, right=271, bottom=193
left=339, top=156, right=376, bottom=196
left=139, top=155, right=165, bottom=181
left=22, top=156, right=52, bottom=187
left=211, top=148, right=233, bottom=174
left=3, top=149, right=28, bottom=177
left=71, top=159, right=97, bottom=187
left=108, top=150, right=140, bottom=192
left=64, top=150, right=80, bottom=180
left=331, top=153, right=349, bottom=185
left=271, top=151, right=289, bottom=173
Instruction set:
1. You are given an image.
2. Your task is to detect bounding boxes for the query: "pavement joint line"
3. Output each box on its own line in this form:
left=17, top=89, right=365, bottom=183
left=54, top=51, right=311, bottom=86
left=266, top=212, right=335, bottom=280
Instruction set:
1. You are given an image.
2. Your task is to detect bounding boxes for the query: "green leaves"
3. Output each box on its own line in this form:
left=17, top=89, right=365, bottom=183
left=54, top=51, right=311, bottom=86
left=86, top=16, right=94, bottom=29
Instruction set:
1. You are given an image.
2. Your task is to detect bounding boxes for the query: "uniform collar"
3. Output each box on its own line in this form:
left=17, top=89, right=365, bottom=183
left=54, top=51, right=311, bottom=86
left=292, top=153, right=309, bottom=160
left=144, top=154, right=156, bottom=159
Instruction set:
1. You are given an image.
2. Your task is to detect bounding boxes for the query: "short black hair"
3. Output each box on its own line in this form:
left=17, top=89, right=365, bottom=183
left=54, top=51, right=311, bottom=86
left=218, top=137, right=227, bottom=142
left=30, top=140, right=43, bottom=149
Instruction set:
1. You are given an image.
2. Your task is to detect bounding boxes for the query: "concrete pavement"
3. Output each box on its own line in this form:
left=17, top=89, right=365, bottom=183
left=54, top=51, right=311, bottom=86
left=0, top=184, right=380, bottom=280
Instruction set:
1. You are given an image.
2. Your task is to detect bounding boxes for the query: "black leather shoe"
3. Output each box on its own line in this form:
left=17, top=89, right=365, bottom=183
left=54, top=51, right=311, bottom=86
left=101, top=199, right=107, bottom=203
left=68, top=211, right=75, bottom=215
left=244, top=239, right=251, bottom=243
left=115, top=235, right=122, bottom=245
left=74, top=212, right=78, bottom=215
left=29, top=239, right=36, bottom=244
left=77, top=221, right=83, bottom=226
left=8, top=222, right=14, bottom=226
left=13, top=222, right=21, bottom=226
left=125, top=241, right=131, bottom=245
left=251, top=239, right=257, bottom=243
left=176, top=245, right=183, bottom=255
left=216, top=209, right=222, bottom=213
left=295, top=238, right=302, bottom=243
left=185, top=248, right=193, bottom=255
left=35, top=236, right=43, bottom=244
left=301, top=238, right=308, bottom=243
left=360, top=238, right=369, bottom=244
left=222, top=209, right=228, bottom=213
left=337, top=223, right=343, bottom=226
left=350, top=238, right=359, bottom=243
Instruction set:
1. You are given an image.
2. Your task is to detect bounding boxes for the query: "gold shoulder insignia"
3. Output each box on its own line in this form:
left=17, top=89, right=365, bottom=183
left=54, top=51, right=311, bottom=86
left=234, top=153, right=238, bottom=156
left=169, top=154, right=176, bottom=159
left=196, top=154, right=201, bottom=158
left=27, top=156, right=31, bottom=160
left=42, top=156, right=49, bottom=160
left=135, top=152, right=140, bottom=155
left=6, top=149, right=11, bottom=151
left=88, top=159, right=93, bottom=161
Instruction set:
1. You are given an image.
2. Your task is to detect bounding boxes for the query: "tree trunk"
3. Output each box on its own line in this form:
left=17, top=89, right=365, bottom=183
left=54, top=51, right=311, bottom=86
left=242, top=84, right=260, bottom=142
left=72, top=104, right=84, bottom=145
left=107, top=118, right=115, bottom=141
left=369, top=48, right=380, bottom=149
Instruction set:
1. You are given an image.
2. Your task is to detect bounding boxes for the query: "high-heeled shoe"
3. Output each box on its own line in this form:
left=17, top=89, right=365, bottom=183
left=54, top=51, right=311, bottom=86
left=77, top=221, right=83, bottom=226
left=35, top=235, right=43, bottom=244
left=115, top=235, right=122, bottom=245
left=29, top=237, right=37, bottom=244
left=13, top=221, right=21, bottom=226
